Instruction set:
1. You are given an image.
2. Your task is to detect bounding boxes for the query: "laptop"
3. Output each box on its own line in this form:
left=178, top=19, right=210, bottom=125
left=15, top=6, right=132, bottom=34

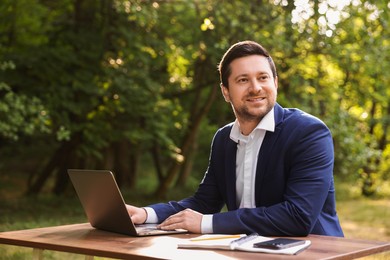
left=68, top=169, right=187, bottom=236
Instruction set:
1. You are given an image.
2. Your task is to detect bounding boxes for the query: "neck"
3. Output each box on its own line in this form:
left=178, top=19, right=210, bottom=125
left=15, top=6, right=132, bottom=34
left=238, top=119, right=261, bottom=136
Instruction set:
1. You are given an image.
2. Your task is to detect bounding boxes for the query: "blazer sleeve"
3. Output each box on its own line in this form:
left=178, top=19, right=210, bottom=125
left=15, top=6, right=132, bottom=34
left=148, top=126, right=230, bottom=222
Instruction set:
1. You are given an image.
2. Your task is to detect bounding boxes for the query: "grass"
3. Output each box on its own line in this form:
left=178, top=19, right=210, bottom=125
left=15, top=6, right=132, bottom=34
left=0, top=173, right=389, bottom=259
left=333, top=180, right=390, bottom=260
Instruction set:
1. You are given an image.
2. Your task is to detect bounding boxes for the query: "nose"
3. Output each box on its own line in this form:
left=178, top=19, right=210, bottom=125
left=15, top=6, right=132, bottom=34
left=249, top=79, right=263, bottom=92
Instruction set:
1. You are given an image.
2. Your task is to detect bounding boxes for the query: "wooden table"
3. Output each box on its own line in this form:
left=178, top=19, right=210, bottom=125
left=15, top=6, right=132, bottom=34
left=0, top=223, right=389, bottom=259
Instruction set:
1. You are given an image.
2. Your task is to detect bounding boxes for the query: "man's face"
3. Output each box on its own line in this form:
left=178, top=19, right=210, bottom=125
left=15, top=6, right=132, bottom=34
left=221, top=55, right=278, bottom=125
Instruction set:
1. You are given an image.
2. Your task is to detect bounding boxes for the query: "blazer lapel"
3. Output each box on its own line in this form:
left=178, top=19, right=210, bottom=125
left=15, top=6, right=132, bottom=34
left=254, top=104, right=284, bottom=204
left=225, top=139, right=238, bottom=210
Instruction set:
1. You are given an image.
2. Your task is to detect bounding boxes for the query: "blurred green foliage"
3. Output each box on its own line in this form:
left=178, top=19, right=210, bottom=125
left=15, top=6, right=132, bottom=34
left=0, top=0, right=389, bottom=197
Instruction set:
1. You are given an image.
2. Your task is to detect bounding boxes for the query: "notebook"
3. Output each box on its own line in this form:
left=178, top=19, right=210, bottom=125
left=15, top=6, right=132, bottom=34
left=67, top=169, right=187, bottom=236
left=177, top=234, right=311, bottom=255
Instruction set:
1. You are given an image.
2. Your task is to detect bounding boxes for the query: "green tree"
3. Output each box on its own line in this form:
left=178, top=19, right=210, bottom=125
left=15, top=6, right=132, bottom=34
left=330, top=1, right=390, bottom=196
left=1, top=0, right=389, bottom=198
left=0, top=0, right=50, bottom=142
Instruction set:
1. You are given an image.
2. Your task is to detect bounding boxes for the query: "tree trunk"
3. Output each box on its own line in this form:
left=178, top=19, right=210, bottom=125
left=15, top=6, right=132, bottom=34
left=151, top=142, right=164, bottom=183
left=113, top=140, right=138, bottom=188
left=27, top=135, right=81, bottom=195
left=175, top=130, right=199, bottom=187
left=361, top=102, right=377, bottom=197
left=154, top=81, right=218, bottom=198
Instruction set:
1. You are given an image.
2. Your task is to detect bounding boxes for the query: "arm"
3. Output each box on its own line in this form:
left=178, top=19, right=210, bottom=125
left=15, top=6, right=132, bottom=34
left=148, top=126, right=232, bottom=227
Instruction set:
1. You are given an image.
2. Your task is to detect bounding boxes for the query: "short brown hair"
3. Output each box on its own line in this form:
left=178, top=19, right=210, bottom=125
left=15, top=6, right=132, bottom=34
left=218, top=41, right=277, bottom=88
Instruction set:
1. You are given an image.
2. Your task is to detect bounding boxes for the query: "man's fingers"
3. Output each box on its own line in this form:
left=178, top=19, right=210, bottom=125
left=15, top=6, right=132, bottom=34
left=158, top=213, right=182, bottom=228
left=158, top=209, right=202, bottom=233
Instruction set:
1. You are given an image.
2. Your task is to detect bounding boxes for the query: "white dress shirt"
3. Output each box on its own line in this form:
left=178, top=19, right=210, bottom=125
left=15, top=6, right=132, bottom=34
left=230, top=108, right=275, bottom=208
left=145, top=108, right=275, bottom=233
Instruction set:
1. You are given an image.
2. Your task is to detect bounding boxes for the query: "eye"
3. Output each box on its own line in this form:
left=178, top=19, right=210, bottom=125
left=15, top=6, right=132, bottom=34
left=237, top=77, right=248, bottom=83
left=258, top=74, right=270, bottom=81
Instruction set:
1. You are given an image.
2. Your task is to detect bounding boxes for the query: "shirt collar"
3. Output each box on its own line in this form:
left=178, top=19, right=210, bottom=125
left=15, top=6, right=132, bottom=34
left=230, top=107, right=275, bottom=143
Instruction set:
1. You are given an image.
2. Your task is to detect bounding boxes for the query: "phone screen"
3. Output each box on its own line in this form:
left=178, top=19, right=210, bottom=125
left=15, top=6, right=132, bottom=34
left=253, top=238, right=305, bottom=250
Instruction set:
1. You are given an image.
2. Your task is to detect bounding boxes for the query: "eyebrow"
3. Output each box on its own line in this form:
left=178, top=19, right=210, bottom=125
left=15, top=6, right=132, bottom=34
left=233, top=71, right=270, bottom=80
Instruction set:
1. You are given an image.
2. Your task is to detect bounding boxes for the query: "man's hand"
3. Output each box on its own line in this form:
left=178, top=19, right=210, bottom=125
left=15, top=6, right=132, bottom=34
left=158, top=208, right=203, bottom=233
left=126, top=204, right=147, bottom=224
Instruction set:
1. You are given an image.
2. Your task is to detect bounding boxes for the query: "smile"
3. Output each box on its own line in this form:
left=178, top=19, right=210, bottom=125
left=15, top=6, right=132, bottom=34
left=247, top=97, right=265, bottom=102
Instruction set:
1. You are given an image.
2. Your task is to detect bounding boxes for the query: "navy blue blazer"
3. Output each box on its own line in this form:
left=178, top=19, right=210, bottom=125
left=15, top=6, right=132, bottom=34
left=150, top=103, right=344, bottom=237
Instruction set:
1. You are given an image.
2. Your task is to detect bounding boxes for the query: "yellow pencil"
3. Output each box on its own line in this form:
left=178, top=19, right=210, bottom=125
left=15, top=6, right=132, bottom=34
left=190, top=235, right=242, bottom=242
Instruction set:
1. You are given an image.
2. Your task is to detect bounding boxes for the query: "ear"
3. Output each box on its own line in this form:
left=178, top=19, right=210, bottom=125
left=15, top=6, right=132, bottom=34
left=220, top=83, right=230, bottom=102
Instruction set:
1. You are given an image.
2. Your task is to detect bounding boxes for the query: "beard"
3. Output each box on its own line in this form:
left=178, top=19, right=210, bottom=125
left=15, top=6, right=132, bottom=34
left=231, top=95, right=275, bottom=124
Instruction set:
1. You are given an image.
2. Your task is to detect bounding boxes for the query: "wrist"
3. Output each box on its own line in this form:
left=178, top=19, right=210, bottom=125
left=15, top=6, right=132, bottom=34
left=141, top=207, right=148, bottom=224
left=143, top=207, right=158, bottom=223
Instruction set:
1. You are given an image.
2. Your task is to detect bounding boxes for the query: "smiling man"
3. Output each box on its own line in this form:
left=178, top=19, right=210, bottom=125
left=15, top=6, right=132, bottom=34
left=127, top=41, right=344, bottom=237
left=220, top=54, right=277, bottom=135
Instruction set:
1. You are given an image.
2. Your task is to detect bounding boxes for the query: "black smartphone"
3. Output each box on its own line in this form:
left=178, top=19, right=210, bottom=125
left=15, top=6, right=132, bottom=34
left=253, top=238, right=305, bottom=250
